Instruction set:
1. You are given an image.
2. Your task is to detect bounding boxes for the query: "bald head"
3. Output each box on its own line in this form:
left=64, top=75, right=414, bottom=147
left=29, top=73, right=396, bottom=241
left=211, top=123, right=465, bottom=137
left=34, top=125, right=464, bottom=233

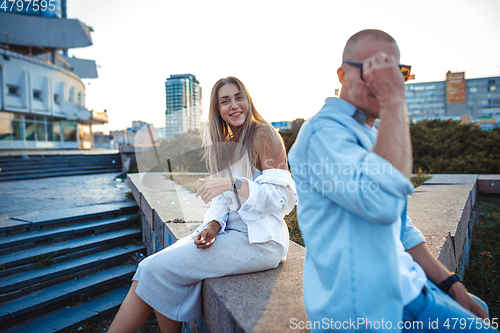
left=342, top=29, right=399, bottom=62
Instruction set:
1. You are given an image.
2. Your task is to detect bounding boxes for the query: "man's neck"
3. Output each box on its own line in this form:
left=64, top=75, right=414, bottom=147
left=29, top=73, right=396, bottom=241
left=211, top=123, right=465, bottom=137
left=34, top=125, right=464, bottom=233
left=365, top=117, right=376, bottom=127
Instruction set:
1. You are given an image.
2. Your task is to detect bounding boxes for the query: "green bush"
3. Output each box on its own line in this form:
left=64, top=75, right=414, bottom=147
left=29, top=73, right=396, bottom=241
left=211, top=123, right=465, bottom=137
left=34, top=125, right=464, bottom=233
left=280, top=119, right=500, bottom=175
left=411, top=120, right=500, bottom=174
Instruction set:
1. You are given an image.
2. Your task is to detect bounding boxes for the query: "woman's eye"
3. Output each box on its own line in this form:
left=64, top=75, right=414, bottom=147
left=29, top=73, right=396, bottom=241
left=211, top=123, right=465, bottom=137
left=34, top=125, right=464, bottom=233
left=237, top=96, right=243, bottom=100
left=221, top=100, right=227, bottom=104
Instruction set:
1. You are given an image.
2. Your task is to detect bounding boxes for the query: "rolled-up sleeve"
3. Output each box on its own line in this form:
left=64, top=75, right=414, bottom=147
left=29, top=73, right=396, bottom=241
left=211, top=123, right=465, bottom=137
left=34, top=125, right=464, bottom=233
left=199, top=194, right=230, bottom=234
left=235, top=169, right=297, bottom=222
left=401, top=215, right=426, bottom=250
left=303, top=125, right=414, bottom=225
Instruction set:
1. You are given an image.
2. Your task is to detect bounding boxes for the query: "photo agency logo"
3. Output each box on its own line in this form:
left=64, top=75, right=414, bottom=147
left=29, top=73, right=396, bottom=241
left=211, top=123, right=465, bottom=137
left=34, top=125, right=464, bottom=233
left=289, top=158, right=394, bottom=196
left=134, top=124, right=247, bottom=220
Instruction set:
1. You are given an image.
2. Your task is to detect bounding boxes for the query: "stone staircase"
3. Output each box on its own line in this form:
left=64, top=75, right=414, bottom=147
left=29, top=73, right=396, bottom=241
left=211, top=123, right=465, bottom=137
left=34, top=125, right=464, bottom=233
left=0, top=153, right=122, bottom=182
left=0, top=202, right=145, bottom=332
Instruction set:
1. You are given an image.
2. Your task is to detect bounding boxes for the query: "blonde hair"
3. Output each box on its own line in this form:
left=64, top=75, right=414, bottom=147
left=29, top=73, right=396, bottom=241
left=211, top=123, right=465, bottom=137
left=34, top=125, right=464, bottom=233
left=202, top=77, right=284, bottom=177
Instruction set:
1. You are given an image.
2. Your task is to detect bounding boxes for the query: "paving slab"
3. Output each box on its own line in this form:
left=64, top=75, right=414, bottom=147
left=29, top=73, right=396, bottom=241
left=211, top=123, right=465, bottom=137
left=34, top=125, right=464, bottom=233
left=424, top=174, right=479, bottom=185
left=0, top=173, right=132, bottom=219
left=408, top=184, right=474, bottom=272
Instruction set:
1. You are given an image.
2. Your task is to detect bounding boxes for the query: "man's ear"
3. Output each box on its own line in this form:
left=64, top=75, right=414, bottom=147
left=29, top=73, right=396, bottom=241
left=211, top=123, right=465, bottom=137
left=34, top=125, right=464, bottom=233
left=337, top=66, right=345, bottom=84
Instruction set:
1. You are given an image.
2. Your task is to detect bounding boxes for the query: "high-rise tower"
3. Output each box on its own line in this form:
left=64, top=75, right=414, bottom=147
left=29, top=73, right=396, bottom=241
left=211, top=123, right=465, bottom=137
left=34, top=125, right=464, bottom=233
left=165, top=74, right=202, bottom=138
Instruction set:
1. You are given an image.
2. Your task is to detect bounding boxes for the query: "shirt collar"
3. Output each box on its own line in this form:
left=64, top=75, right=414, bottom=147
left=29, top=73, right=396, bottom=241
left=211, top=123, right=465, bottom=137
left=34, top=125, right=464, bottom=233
left=325, top=97, right=367, bottom=125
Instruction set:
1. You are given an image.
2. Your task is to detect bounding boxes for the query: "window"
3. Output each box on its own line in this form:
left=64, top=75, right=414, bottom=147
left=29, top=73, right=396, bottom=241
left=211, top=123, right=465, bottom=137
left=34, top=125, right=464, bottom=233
left=7, top=85, right=19, bottom=96
left=54, top=94, right=60, bottom=105
left=469, top=87, right=477, bottom=93
left=488, top=86, right=497, bottom=92
left=62, top=121, right=77, bottom=142
left=33, top=90, right=43, bottom=101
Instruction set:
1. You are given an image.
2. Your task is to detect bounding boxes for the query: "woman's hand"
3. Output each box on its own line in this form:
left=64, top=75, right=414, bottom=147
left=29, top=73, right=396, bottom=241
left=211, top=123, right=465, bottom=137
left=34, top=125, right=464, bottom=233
left=195, top=178, right=232, bottom=204
left=194, top=221, right=221, bottom=249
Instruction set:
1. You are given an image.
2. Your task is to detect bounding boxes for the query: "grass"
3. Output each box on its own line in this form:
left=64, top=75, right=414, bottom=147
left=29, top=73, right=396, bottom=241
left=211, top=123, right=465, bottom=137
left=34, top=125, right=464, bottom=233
left=30, top=252, right=57, bottom=269
left=462, top=194, right=500, bottom=319
left=411, top=168, right=432, bottom=188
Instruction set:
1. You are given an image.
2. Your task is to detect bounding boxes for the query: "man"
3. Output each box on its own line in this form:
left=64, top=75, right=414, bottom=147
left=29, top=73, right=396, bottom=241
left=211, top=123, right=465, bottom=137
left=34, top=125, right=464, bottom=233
left=288, top=29, right=496, bottom=332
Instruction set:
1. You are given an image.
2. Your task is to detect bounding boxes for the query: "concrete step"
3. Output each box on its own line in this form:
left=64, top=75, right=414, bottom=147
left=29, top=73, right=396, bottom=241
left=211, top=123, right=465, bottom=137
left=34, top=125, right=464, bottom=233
left=0, top=155, right=120, bottom=165
left=0, top=228, right=141, bottom=275
left=0, top=202, right=138, bottom=236
left=0, top=284, right=130, bottom=333
left=0, top=244, right=144, bottom=296
left=0, top=214, right=138, bottom=249
left=0, top=265, right=136, bottom=329
left=0, top=153, right=121, bottom=163
left=0, top=162, right=121, bottom=173
left=0, top=153, right=123, bottom=182
left=0, top=169, right=122, bottom=182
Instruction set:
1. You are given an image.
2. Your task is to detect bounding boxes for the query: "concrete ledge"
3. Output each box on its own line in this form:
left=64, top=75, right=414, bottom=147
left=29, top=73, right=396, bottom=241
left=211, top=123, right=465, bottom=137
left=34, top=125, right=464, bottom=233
left=203, top=242, right=307, bottom=333
left=409, top=174, right=498, bottom=275
left=128, top=172, right=499, bottom=332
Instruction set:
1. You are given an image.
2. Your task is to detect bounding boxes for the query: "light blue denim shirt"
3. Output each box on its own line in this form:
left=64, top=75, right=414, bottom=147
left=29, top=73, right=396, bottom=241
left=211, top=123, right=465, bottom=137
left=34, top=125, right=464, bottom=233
left=289, top=97, right=425, bottom=332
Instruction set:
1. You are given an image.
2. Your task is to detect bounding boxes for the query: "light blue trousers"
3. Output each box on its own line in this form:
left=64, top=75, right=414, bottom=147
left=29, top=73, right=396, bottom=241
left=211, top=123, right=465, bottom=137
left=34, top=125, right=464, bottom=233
left=403, top=279, right=498, bottom=332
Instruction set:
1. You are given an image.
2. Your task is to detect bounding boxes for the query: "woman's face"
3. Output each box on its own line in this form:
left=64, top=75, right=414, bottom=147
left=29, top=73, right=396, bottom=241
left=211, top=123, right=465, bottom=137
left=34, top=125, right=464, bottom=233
left=217, top=83, right=248, bottom=131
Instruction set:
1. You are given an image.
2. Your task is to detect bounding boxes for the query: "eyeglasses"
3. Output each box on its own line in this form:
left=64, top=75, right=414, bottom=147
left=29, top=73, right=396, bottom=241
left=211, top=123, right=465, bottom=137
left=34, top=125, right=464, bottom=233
left=342, top=61, right=412, bottom=82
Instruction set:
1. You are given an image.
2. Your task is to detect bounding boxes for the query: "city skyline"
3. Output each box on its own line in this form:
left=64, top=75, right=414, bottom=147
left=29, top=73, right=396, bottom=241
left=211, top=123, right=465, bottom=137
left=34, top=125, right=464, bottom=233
left=67, top=0, right=500, bottom=134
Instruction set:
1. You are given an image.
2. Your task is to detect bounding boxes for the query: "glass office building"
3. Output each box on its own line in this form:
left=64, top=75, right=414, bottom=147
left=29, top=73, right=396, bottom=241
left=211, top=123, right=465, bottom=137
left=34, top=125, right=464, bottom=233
left=165, top=74, right=202, bottom=138
left=405, top=73, right=500, bottom=128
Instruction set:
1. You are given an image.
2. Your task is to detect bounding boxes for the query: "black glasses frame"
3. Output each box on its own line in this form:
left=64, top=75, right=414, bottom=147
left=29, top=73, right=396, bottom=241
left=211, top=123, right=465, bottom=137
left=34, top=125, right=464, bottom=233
left=342, top=61, right=412, bottom=82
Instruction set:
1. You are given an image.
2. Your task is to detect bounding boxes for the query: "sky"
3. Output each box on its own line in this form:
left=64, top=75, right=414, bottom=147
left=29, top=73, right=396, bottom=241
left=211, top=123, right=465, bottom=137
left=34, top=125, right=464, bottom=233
left=67, top=0, right=500, bottom=134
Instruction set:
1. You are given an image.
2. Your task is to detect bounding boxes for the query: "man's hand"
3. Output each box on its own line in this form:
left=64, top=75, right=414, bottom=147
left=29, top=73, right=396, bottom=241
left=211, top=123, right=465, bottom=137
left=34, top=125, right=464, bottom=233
left=195, top=178, right=232, bottom=204
left=367, top=51, right=412, bottom=178
left=194, top=221, right=221, bottom=249
left=448, top=281, right=488, bottom=319
left=362, top=51, right=405, bottom=109
left=408, top=243, right=489, bottom=319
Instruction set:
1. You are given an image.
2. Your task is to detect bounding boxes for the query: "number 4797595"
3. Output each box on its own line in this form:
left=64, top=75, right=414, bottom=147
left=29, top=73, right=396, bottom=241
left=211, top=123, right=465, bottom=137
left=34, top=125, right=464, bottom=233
left=443, top=318, right=498, bottom=330
left=1, top=0, right=56, bottom=12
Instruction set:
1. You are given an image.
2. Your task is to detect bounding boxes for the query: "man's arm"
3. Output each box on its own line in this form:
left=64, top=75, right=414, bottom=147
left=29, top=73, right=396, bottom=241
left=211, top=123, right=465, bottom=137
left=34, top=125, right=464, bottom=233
left=364, top=52, right=413, bottom=178
left=407, top=243, right=488, bottom=319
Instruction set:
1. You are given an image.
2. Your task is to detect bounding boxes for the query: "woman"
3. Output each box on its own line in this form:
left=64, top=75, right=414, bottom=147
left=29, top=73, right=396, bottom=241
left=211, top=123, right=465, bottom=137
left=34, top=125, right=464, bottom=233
left=109, top=77, right=297, bottom=333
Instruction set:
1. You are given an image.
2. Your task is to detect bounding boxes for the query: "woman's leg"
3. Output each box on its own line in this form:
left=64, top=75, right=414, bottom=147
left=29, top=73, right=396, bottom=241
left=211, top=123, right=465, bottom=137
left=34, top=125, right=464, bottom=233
left=155, top=310, right=183, bottom=333
left=108, top=281, right=153, bottom=333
